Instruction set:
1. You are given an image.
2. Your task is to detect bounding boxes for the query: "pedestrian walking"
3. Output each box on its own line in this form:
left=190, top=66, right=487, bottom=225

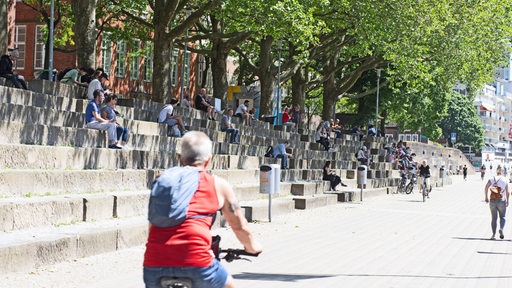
left=481, top=164, right=486, bottom=181
left=484, top=167, right=510, bottom=240
left=463, top=165, right=468, bottom=181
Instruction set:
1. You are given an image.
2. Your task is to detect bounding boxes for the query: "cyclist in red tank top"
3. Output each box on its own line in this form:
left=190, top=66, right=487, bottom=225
left=143, top=131, right=262, bottom=288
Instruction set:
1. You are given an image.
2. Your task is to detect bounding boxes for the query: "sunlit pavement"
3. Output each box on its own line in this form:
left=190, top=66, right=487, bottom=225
left=221, top=173, right=512, bottom=288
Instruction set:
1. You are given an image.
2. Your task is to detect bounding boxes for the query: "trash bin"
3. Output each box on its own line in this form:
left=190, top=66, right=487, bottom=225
left=261, top=115, right=277, bottom=124
left=357, top=165, right=367, bottom=185
left=260, top=164, right=280, bottom=194
left=440, top=166, right=446, bottom=179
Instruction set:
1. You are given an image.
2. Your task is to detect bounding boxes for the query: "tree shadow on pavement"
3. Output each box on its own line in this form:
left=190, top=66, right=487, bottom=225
left=232, top=272, right=337, bottom=282
left=477, top=251, right=512, bottom=255
left=453, top=237, right=512, bottom=242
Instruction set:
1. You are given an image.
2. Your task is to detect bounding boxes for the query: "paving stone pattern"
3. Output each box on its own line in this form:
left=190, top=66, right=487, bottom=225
left=2, top=174, right=510, bottom=287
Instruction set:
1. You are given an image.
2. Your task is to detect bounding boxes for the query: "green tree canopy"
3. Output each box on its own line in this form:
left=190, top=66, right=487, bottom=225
left=438, top=91, right=484, bottom=151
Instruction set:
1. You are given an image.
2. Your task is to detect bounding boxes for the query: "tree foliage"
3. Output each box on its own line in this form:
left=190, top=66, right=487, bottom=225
left=439, top=91, right=484, bottom=151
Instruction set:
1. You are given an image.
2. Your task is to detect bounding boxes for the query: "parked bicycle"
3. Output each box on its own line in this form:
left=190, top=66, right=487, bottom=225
left=159, top=235, right=260, bottom=288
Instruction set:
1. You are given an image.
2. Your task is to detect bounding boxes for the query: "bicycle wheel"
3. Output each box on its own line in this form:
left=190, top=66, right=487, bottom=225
left=405, top=182, right=414, bottom=194
left=422, top=185, right=426, bottom=202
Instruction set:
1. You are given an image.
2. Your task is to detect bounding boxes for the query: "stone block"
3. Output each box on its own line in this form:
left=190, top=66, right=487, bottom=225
left=83, top=195, right=115, bottom=222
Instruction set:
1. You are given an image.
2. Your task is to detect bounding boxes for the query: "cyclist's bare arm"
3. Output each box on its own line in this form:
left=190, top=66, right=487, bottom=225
left=215, top=176, right=262, bottom=254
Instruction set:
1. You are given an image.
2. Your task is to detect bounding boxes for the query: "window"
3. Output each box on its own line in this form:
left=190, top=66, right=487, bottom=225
left=129, top=41, right=140, bottom=80
left=183, top=50, right=190, bottom=87
left=197, top=54, right=205, bottom=87
left=13, top=25, right=26, bottom=70
left=34, top=25, right=45, bottom=69
left=115, top=41, right=127, bottom=78
left=171, top=49, right=178, bottom=86
left=101, top=37, right=112, bottom=74
left=144, top=43, right=153, bottom=82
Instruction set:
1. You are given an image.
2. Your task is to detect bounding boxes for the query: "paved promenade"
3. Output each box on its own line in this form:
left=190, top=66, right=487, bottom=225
left=3, top=173, right=512, bottom=287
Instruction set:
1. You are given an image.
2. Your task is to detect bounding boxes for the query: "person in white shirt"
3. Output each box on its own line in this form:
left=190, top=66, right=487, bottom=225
left=158, top=98, right=188, bottom=137
left=87, top=73, right=109, bottom=100
left=235, top=100, right=252, bottom=126
left=484, top=166, right=510, bottom=240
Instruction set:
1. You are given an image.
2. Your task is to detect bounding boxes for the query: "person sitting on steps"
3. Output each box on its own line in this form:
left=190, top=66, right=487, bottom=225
left=0, top=48, right=27, bottom=89
left=234, top=100, right=252, bottom=126
left=194, top=88, right=216, bottom=120
left=85, top=89, right=121, bottom=149
left=357, top=146, right=370, bottom=165
left=323, top=161, right=347, bottom=191
left=273, top=140, right=293, bottom=169
left=101, top=94, right=129, bottom=147
left=220, top=108, right=240, bottom=144
left=158, top=98, right=188, bottom=137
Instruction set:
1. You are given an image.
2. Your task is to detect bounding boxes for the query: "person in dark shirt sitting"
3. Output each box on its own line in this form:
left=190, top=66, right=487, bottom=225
left=194, top=88, right=216, bottom=120
left=0, top=48, right=27, bottom=89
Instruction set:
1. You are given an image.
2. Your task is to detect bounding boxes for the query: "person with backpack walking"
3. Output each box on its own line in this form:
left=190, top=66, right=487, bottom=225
left=484, top=166, right=510, bottom=240
left=143, top=131, right=262, bottom=288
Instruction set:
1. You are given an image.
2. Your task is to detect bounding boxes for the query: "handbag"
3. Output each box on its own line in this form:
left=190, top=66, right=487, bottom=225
left=490, top=177, right=503, bottom=200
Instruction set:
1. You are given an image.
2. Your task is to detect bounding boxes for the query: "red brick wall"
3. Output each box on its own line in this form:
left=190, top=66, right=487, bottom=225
left=12, top=2, right=200, bottom=100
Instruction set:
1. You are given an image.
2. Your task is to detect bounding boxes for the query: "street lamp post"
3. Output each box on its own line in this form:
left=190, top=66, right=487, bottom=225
left=180, top=10, right=191, bottom=100
left=375, top=68, right=382, bottom=129
left=276, top=40, right=282, bottom=120
left=48, top=0, right=54, bottom=81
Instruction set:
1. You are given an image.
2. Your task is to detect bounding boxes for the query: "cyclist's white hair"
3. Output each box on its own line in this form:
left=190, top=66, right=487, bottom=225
left=180, top=131, right=212, bottom=166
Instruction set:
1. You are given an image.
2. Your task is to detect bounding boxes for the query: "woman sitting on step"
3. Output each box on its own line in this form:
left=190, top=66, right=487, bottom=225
left=323, top=161, right=347, bottom=191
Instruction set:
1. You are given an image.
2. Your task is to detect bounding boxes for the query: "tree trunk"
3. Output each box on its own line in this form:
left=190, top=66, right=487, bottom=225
left=0, top=1, right=8, bottom=51
left=211, top=39, right=228, bottom=108
left=256, top=36, right=274, bottom=117
left=291, top=67, right=306, bottom=110
left=71, top=0, right=97, bottom=68
left=322, top=52, right=338, bottom=120
left=322, top=73, right=337, bottom=121
left=151, top=19, right=173, bottom=103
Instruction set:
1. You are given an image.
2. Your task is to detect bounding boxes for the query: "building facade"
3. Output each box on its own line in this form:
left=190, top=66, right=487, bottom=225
left=5, top=1, right=222, bottom=101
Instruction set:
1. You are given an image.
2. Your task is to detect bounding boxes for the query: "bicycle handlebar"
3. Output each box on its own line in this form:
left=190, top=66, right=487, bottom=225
left=220, top=248, right=260, bottom=262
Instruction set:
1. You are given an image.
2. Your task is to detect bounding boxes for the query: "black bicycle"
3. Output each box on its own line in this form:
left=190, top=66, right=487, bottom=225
left=159, top=235, right=260, bottom=288
left=405, top=173, right=417, bottom=195
left=396, top=171, right=408, bottom=193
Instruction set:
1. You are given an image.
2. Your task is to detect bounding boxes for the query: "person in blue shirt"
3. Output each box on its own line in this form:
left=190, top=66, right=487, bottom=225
left=220, top=108, right=239, bottom=144
left=273, top=140, right=293, bottom=169
left=85, top=89, right=121, bottom=149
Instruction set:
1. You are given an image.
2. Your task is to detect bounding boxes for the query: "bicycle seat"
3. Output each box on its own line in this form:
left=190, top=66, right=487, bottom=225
left=160, top=277, right=192, bottom=288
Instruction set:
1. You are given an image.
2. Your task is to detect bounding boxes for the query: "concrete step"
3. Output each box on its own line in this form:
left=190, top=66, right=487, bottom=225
left=231, top=182, right=293, bottom=201
left=28, top=79, right=88, bottom=99
left=0, top=190, right=149, bottom=232
left=290, top=181, right=330, bottom=196
left=0, top=216, right=148, bottom=274
left=293, top=194, right=338, bottom=210
left=0, top=169, right=154, bottom=197
left=240, top=197, right=295, bottom=222
left=0, top=143, right=263, bottom=170
left=323, top=191, right=355, bottom=202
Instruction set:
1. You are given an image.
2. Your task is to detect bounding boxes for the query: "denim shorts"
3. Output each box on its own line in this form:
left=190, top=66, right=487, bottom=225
left=143, top=259, right=228, bottom=288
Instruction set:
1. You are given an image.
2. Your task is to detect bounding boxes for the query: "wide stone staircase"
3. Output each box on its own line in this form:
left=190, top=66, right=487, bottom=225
left=0, top=79, right=419, bottom=273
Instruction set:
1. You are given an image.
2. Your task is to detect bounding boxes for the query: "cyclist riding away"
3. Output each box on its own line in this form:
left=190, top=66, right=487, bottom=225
left=418, top=160, right=431, bottom=198
left=143, top=131, right=262, bottom=288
